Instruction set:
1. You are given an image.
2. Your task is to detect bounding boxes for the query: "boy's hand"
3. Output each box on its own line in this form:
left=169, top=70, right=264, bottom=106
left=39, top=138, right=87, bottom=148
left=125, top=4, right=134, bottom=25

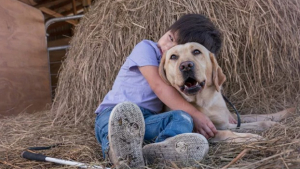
left=192, top=112, right=218, bottom=139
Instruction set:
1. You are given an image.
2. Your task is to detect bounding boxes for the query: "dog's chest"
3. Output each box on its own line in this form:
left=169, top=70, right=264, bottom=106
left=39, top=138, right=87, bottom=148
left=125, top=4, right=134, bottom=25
left=195, top=91, right=219, bottom=108
left=193, top=92, right=231, bottom=128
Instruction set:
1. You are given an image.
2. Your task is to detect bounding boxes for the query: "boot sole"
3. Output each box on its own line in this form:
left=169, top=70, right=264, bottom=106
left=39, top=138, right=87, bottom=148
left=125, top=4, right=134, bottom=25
left=143, top=133, right=209, bottom=167
left=108, top=102, right=145, bottom=168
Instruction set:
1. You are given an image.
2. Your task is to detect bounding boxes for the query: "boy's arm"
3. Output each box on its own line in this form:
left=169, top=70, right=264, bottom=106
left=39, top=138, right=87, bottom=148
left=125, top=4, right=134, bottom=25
left=139, top=65, right=217, bottom=139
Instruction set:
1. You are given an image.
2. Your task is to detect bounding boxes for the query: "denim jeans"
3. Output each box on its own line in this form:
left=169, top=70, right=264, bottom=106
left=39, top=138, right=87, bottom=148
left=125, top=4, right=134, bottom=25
left=94, top=106, right=194, bottom=157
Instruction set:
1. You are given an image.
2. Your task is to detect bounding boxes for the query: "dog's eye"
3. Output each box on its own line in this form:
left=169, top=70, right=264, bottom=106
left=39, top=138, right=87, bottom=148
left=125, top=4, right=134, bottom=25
left=192, top=49, right=201, bottom=55
left=170, top=54, right=178, bottom=60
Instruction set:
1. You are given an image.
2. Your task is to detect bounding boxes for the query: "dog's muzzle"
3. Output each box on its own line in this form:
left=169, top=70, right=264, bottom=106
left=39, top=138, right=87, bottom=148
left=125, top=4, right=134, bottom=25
left=179, top=61, right=206, bottom=95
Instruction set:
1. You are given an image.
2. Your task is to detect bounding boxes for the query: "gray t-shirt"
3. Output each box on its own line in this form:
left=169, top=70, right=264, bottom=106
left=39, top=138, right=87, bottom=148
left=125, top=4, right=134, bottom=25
left=95, top=40, right=163, bottom=114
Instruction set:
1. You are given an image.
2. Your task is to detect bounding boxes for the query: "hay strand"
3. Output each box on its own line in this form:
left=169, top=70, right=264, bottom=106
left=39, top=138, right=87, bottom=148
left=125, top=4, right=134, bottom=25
left=221, top=148, right=249, bottom=169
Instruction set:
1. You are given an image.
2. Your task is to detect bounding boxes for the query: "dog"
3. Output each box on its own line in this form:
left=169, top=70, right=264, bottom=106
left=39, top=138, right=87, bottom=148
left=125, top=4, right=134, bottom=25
left=159, top=42, right=295, bottom=142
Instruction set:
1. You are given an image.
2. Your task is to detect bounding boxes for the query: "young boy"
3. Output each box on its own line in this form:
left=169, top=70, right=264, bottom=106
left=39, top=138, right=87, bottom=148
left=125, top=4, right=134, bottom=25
left=95, top=14, right=227, bottom=168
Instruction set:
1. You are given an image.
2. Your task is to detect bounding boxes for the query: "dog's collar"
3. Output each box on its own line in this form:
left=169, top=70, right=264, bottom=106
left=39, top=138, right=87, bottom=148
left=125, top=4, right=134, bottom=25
left=222, top=94, right=241, bottom=128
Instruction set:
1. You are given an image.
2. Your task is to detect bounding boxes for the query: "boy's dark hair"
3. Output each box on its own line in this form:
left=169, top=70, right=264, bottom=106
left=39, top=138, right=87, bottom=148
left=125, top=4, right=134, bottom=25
left=169, top=14, right=222, bottom=55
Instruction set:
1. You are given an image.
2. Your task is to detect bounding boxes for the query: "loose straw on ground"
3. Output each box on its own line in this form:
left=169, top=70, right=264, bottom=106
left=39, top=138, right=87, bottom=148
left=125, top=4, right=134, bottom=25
left=221, top=149, right=250, bottom=169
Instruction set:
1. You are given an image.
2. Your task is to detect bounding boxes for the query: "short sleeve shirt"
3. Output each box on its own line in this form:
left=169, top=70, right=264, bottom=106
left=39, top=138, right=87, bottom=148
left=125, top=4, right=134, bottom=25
left=95, top=40, right=163, bottom=114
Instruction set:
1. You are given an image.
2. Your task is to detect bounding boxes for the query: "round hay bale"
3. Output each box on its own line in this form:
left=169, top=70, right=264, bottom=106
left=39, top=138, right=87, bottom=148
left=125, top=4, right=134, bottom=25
left=51, top=0, right=300, bottom=126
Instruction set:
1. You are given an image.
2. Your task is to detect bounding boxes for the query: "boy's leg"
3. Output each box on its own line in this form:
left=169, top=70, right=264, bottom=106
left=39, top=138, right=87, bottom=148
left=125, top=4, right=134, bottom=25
left=144, top=110, right=194, bottom=142
left=108, top=102, right=145, bottom=168
left=142, top=110, right=209, bottom=167
left=95, top=107, right=113, bottom=157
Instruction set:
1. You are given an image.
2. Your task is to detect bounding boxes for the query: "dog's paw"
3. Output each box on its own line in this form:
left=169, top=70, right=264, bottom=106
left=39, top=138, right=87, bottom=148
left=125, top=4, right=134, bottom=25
left=209, top=130, right=263, bottom=143
left=276, top=107, right=296, bottom=120
left=259, top=121, right=281, bottom=130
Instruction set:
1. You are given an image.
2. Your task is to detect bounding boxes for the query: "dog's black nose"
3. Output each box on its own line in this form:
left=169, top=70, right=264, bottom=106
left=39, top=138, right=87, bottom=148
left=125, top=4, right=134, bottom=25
left=179, top=61, right=194, bottom=72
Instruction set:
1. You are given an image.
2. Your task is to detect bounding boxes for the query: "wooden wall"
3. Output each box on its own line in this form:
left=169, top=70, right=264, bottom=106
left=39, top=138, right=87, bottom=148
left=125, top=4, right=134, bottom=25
left=0, top=0, right=51, bottom=116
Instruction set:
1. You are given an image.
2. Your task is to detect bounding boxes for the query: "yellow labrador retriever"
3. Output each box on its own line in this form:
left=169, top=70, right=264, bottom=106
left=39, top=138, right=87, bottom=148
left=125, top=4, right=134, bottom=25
left=159, top=42, right=295, bottom=142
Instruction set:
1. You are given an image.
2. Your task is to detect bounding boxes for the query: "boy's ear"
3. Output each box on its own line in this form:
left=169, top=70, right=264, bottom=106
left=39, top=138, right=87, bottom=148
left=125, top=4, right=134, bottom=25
left=159, top=53, right=171, bottom=85
left=209, top=53, right=226, bottom=92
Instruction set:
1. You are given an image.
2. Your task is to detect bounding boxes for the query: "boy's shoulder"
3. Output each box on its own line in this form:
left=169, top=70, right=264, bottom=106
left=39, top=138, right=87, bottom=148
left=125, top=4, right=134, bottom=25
left=136, top=39, right=157, bottom=48
left=127, top=40, right=161, bottom=64
left=132, top=39, right=160, bottom=55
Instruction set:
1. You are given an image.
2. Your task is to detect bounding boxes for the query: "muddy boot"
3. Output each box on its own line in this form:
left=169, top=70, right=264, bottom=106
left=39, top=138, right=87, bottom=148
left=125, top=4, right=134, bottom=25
left=108, top=102, right=145, bottom=169
left=142, top=133, right=209, bottom=167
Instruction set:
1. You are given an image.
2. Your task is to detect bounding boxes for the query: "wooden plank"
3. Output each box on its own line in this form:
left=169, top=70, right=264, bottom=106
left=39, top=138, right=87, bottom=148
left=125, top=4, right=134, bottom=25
left=48, top=37, right=71, bottom=47
left=34, top=0, right=66, bottom=8
left=51, top=74, right=58, bottom=86
left=39, top=7, right=78, bottom=26
left=49, top=50, right=67, bottom=62
left=62, top=5, right=83, bottom=16
left=47, top=27, right=73, bottom=38
left=82, top=0, right=91, bottom=7
left=82, top=0, right=91, bottom=13
left=47, top=21, right=70, bottom=30
left=0, top=0, right=51, bottom=116
left=51, top=0, right=72, bottom=10
left=72, top=0, right=77, bottom=15
left=18, top=0, right=38, bottom=6
left=50, top=62, right=62, bottom=74
left=51, top=86, right=57, bottom=98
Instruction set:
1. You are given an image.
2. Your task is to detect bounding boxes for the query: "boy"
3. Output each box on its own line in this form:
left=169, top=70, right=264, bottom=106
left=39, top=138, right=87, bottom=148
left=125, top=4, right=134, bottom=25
left=95, top=14, right=229, bottom=168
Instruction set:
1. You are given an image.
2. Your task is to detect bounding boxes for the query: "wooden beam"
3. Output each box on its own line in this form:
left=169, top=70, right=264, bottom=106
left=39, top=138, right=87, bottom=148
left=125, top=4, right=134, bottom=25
left=48, top=37, right=71, bottom=47
left=34, top=0, right=66, bottom=8
left=61, top=5, right=83, bottom=16
left=48, top=29, right=73, bottom=38
left=55, top=2, right=77, bottom=14
left=47, top=21, right=70, bottom=30
left=18, top=0, right=38, bottom=6
left=72, top=0, right=77, bottom=15
left=82, top=0, right=91, bottom=13
left=82, top=0, right=91, bottom=6
left=50, top=0, right=71, bottom=10
left=39, top=7, right=78, bottom=26
left=49, top=50, right=67, bottom=62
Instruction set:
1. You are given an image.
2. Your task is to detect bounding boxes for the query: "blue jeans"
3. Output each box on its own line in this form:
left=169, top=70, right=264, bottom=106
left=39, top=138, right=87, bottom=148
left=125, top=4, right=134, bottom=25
left=94, top=106, right=194, bottom=157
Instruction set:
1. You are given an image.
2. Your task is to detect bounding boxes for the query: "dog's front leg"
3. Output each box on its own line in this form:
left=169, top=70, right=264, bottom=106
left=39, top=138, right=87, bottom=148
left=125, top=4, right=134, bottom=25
left=227, top=121, right=280, bottom=131
left=209, top=130, right=263, bottom=143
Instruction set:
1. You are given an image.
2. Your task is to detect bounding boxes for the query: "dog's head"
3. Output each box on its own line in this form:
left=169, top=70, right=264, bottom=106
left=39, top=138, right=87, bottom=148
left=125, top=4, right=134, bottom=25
left=159, top=42, right=226, bottom=97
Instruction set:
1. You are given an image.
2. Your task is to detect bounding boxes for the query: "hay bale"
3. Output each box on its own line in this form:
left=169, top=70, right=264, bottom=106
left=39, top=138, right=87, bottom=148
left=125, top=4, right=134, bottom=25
left=52, top=0, right=300, bottom=126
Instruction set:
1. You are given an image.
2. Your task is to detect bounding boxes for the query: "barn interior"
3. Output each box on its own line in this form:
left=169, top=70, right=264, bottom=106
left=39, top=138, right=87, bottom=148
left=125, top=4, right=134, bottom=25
left=1, top=0, right=300, bottom=168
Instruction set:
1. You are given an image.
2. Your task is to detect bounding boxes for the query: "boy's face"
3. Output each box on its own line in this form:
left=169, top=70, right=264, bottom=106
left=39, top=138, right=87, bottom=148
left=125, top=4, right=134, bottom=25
left=157, top=31, right=177, bottom=55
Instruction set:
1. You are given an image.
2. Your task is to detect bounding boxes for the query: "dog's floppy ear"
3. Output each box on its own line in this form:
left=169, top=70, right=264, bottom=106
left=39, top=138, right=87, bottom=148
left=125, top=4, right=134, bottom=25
left=209, top=53, right=226, bottom=92
left=159, top=53, right=171, bottom=85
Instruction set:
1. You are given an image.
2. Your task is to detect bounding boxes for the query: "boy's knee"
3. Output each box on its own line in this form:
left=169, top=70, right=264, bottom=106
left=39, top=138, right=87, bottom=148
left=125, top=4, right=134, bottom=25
left=172, top=110, right=193, bottom=124
left=169, top=110, right=194, bottom=133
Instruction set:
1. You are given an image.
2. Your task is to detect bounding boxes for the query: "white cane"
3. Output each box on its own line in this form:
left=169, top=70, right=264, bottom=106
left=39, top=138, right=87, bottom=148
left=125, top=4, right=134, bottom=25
left=21, top=151, right=110, bottom=169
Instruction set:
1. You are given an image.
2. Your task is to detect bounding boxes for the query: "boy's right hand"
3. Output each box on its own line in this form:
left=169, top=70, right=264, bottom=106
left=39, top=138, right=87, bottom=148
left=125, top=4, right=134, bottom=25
left=192, top=112, right=218, bottom=139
